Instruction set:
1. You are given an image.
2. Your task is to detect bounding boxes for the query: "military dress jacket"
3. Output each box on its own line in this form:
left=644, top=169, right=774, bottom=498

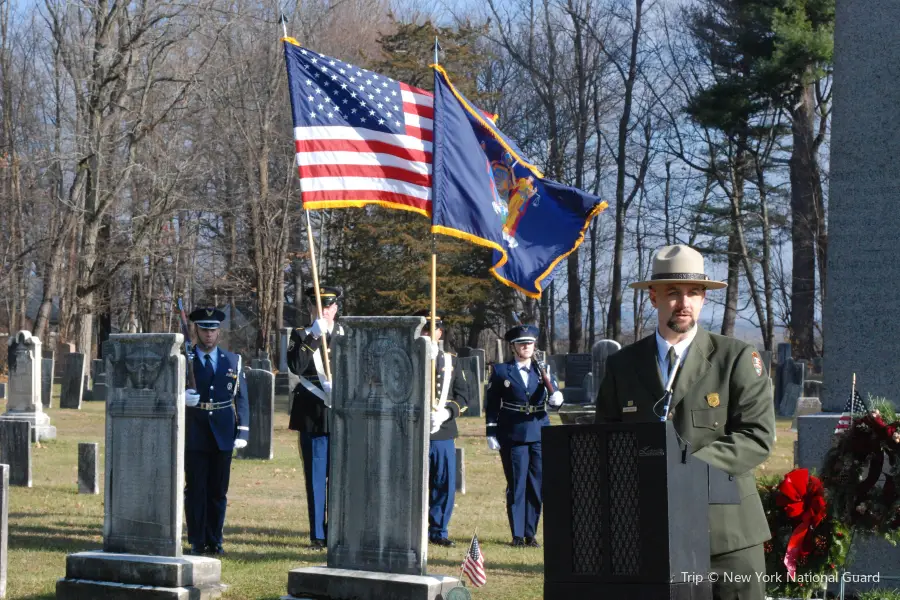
left=186, top=348, right=250, bottom=452
left=287, top=325, right=342, bottom=435
left=486, top=360, right=559, bottom=444
left=431, top=350, right=470, bottom=441
left=594, top=327, right=775, bottom=556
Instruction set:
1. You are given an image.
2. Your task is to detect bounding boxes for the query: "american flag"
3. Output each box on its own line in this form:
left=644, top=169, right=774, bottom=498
left=461, top=533, right=486, bottom=587
left=834, top=389, right=868, bottom=434
left=283, top=38, right=434, bottom=216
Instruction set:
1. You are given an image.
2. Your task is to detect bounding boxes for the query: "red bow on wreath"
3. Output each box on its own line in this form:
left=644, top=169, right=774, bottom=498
left=777, top=468, right=827, bottom=579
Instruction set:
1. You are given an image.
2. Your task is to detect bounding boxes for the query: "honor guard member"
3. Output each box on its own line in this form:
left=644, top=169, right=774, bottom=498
left=415, top=310, right=470, bottom=547
left=485, top=325, right=563, bottom=547
left=184, top=307, right=250, bottom=556
left=594, top=245, right=775, bottom=600
left=287, top=285, right=343, bottom=549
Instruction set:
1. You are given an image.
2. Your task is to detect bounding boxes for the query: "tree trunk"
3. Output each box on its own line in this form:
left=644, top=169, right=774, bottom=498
left=789, top=83, right=820, bottom=359
left=720, top=231, right=740, bottom=337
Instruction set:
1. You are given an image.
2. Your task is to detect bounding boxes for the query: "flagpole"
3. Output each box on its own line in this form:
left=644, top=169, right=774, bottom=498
left=429, top=37, right=440, bottom=412
left=850, top=372, right=857, bottom=427
left=458, top=527, right=477, bottom=585
left=282, top=12, right=332, bottom=381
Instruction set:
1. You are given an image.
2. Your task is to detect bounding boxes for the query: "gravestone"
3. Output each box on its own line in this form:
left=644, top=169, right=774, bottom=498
left=237, top=369, right=274, bottom=460
left=803, top=379, right=823, bottom=398
left=590, top=339, right=621, bottom=391
left=56, top=333, right=226, bottom=599
left=455, top=447, right=465, bottom=495
left=285, top=316, right=459, bottom=600
left=774, top=344, right=805, bottom=417
left=87, top=359, right=107, bottom=402
left=251, top=358, right=272, bottom=371
left=0, top=464, right=7, bottom=598
left=790, top=397, right=822, bottom=433
left=54, top=342, right=74, bottom=385
left=547, top=354, right=566, bottom=383
left=0, top=421, right=31, bottom=487
left=60, top=352, right=85, bottom=409
left=454, top=356, right=482, bottom=418
left=78, top=443, right=99, bottom=494
left=564, top=353, right=591, bottom=389
left=456, top=347, right=485, bottom=381
left=796, top=1, right=900, bottom=593
left=1, top=331, right=55, bottom=441
left=41, top=358, right=53, bottom=408
left=279, top=328, right=292, bottom=372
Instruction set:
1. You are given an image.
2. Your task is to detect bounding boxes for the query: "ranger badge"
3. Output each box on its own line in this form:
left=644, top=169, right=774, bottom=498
left=706, top=393, right=720, bottom=408
left=751, top=351, right=764, bottom=377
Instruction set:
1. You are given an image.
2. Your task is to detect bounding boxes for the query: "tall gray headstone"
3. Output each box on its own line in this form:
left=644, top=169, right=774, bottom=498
left=56, top=333, right=226, bottom=600
left=286, top=317, right=459, bottom=600
left=279, top=327, right=292, bottom=372
left=454, top=356, right=482, bottom=417
left=0, top=421, right=31, bottom=487
left=797, top=1, right=900, bottom=592
left=1, top=331, right=55, bottom=441
left=237, top=369, right=274, bottom=460
left=590, top=339, right=621, bottom=389
left=565, top=353, right=592, bottom=388
left=78, top=442, right=99, bottom=494
left=41, top=358, right=53, bottom=408
left=0, top=464, right=7, bottom=598
left=60, top=352, right=85, bottom=409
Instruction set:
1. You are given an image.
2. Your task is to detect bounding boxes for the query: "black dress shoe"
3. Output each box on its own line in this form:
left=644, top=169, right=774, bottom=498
left=511, top=537, right=526, bottom=547
left=309, top=539, right=326, bottom=549
left=525, top=537, right=541, bottom=548
left=206, top=545, right=225, bottom=555
left=430, top=537, right=456, bottom=547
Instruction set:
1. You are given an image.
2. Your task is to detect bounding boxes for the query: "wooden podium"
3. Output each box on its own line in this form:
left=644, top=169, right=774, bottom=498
left=542, top=421, right=738, bottom=600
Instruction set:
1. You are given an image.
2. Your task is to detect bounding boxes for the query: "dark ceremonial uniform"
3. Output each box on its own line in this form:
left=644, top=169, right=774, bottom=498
left=287, top=286, right=343, bottom=546
left=428, top=347, right=470, bottom=544
left=184, top=309, right=249, bottom=555
left=485, top=325, right=559, bottom=545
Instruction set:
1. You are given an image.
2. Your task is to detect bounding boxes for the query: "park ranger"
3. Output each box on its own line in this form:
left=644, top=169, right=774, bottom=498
left=594, top=244, right=775, bottom=600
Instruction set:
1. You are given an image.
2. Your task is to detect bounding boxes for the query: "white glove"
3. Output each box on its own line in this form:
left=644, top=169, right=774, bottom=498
left=421, top=335, right=439, bottom=360
left=234, top=438, right=248, bottom=450
left=548, top=391, right=564, bottom=407
left=430, top=407, right=451, bottom=434
left=185, top=389, right=200, bottom=407
left=310, top=318, right=329, bottom=338
left=487, top=436, right=501, bottom=451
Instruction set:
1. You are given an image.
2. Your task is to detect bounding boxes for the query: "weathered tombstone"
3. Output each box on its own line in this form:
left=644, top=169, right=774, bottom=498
left=790, top=397, right=822, bottom=433
left=0, top=464, right=7, bottom=598
left=775, top=343, right=805, bottom=417
left=251, top=358, right=272, bottom=372
left=795, top=2, right=900, bottom=592
left=56, top=333, right=227, bottom=599
left=91, top=359, right=104, bottom=379
left=547, top=354, right=566, bottom=383
left=60, top=352, right=85, bottom=409
left=237, top=369, right=274, bottom=460
left=564, top=353, right=591, bottom=389
left=0, top=421, right=31, bottom=487
left=803, top=379, right=823, bottom=398
left=78, top=443, right=99, bottom=494
left=590, top=339, right=621, bottom=391
left=455, top=447, right=465, bottom=495
left=279, top=327, right=292, bottom=372
left=454, top=356, right=482, bottom=417
left=54, top=342, right=74, bottom=385
left=285, top=317, right=459, bottom=599
left=41, top=358, right=53, bottom=408
left=1, top=331, right=55, bottom=441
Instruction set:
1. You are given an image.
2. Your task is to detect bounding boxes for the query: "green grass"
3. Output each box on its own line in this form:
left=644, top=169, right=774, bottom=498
left=0, top=394, right=799, bottom=600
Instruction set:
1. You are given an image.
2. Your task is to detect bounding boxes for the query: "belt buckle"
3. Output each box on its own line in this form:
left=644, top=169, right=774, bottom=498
left=524, top=405, right=534, bottom=414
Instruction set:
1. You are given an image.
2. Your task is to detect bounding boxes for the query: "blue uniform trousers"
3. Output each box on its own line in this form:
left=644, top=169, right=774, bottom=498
left=299, top=432, right=329, bottom=541
left=499, top=440, right=543, bottom=539
left=185, top=450, right=233, bottom=549
left=428, top=439, right=456, bottom=540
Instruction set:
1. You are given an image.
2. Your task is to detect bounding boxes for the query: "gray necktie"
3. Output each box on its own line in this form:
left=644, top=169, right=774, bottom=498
left=666, top=347, right=677, bottom=385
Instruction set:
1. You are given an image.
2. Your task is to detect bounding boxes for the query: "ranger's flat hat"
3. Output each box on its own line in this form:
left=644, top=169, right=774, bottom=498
left=629, top=244, right=727, bottom=290
left=189, top=307, right=226, bottom=329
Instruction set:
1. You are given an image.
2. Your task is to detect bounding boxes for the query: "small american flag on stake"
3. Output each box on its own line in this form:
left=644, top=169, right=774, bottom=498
left=834, top=373, right=868, bottom=435
left=461, top=533, right=486, bottom=587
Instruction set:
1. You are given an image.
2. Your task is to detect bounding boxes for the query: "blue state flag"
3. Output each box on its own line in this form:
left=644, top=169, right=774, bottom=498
left=431, top=65, right=608, bottom=298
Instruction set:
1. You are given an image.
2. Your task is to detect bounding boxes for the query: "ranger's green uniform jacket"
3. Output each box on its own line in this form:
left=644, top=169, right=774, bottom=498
left=594, top=327, right=775, bottom=556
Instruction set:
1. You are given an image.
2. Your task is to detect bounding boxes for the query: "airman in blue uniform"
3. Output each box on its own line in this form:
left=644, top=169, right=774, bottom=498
left=415, top=310, right=470, bottom=547
left=184, top=307, right=250, bottom=556
left=485, top=324, right=563, bottom=547
left=287, top=286, right=343, bottom=549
